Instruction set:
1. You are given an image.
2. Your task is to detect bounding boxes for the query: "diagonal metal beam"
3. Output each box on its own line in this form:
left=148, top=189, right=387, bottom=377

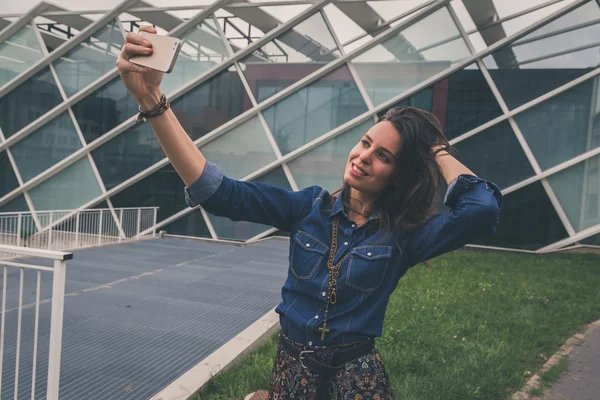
left=0, top=2, right=53, bottom=45
left=0, top=0, right=138, bottom=99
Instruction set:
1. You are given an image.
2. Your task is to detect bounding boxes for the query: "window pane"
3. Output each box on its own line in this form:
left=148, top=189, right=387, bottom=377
left=109, top=165, right=186, bottom=224
left=0, top=68, right=63, bottom=138
left=91, top=123, right=165, bottom=190
left=0, top=195, right=29, bottom=213
left=547, top=154, right=600, bottom=232
left=71, top=78, right=138, bottom=144
left=208, top=168, right=291, bottom=240
left=513, top=78, right=598, bottom=170
left=161, top=18, right=229, bottom=95
left=288, top=120, right=372, bottom=191
left=263, top=65, right=368, bottom=155
left=453, top=122, right=536, bottom=190
left=581, top=233, right=600, bottom=245
left=377, top=65, right=503, bottom=140
left=240, top=11, right=339, bottom=102
left=171, top=66, right=252, bottom=142
left=484, top=1, right=600, bottom=109
left=351, top=7, right=471, bottom=106
left=471, top=181, right=569, bottom=250
left=0, top=151, right=19, bottom=199
left=54, top=21, right=124, bottom=97
left=0, top=25, right=43, bottom=86
left=29, top=157, right=102, bottom=211
left=201, top=116, right=276, bottom=180
left=11, top=112, right=82, bottom=182
left=161, top=210, right=211, bottom=238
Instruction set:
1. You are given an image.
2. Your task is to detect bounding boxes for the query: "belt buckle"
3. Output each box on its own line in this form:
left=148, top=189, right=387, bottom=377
left=299, top=350, right=314, bottom=369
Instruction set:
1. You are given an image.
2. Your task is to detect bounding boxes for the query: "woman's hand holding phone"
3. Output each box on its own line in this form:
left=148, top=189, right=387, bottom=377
left=116, top=26, right=164, bottom=112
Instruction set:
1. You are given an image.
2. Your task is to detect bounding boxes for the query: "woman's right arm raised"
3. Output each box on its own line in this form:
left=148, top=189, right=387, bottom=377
left=116, top=25, right=204, bottom=186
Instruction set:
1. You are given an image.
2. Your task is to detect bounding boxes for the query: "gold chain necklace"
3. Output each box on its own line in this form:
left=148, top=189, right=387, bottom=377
left=318, top=216, right=349, bottom=340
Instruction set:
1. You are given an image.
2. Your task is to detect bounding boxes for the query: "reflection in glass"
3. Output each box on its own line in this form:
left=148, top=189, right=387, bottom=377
left=0, top=151, right=19, bottom=199
left=471, top=182, right=568, bottom=250
left=71, top=78, right=139, bottom=143
left=484, top=1, right=600, bottom=109
left=351, top=7, right=470, bottom=106
left=171, top=66, right=252, bottom=141
left=240, top=11, right=339, bottom=102
left=263, top=65, right=367, bottom=155
left=0, top=25, right=43, bottom=86
left=209, top=168, right=292, bottom=240
left=201, top=116, right=276, bottom=180
left=288, top=120, right=372, bottom=191
left=453, top=122, right=535, bottom=190
left=109, top=165, right=186, bottom=223
left=161, top=18, right=230, bottom=95
left=376, top=65, right=503, bottom=140
left=11, top=112, right=82, bottom=182
left=547, top=154, right=600, bottom=232
left=92, top=123, right=164, bottom=190
left=54, top=21, right=124, bottom=97
left=514, top=78, right=599, bottom=170
left=29, top=157, right=102, bottom=211
left=0, top=68, right=63, bottom=138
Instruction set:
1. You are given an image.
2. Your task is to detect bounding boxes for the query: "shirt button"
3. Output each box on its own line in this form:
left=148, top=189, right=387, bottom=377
left=367, top=252, right=372, bottom=256
left=315, top=315, right=319, bottom=319
left=305, top=243, right=310, bottom=247
left=344, top=241, right=348, bottom=246
left=308, top=341, right=313, bottom=346
left=322, top=292, right=327, bottom=297
left=351, top=224, right=356, bottom=228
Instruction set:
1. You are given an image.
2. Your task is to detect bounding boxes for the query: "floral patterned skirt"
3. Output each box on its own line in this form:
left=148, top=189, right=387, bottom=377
left=267, top=333, right=395, bottom=399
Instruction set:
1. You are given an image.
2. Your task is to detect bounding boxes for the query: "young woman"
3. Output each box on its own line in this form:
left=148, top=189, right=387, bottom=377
left=117, top=26, right=502, bottom=400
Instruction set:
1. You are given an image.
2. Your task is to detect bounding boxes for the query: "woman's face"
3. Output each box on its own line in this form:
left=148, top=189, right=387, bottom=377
left=343, top=121, right=402, bottom=197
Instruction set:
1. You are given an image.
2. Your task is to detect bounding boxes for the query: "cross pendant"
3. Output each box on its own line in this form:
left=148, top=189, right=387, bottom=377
left=318, top=322, right=330, bottom=340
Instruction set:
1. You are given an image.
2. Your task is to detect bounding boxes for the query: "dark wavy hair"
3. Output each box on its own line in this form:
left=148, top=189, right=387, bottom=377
left=333, top=106, right=452, bottom=235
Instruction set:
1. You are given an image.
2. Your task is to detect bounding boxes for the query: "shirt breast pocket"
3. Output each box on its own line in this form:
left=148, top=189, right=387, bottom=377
left=290, top=231, right=329, bottom=280
left=346, top=245, right=393, bottom=292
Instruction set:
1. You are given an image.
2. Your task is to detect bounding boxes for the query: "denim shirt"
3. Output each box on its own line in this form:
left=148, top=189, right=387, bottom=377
left=185, top=162, right=503, bottom=346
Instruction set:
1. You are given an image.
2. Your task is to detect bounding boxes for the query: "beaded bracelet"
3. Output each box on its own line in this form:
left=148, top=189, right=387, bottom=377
left=135, top=93, right=170, bottom=123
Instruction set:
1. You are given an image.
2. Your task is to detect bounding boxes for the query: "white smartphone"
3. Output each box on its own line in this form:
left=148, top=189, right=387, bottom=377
left=129, top=31, right=183, bottom=74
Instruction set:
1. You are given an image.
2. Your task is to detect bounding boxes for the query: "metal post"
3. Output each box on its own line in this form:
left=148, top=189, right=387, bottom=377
left=119, top=209, right=123, bottom=241
left=152, top=208, right=157, bottom=237
left=98, top=210, right=103, bottom=245
left=46, top=259, right=67, bottom=400
left=74, top=211, right=80, bottom=248
left=136, top=208, right=141, bottom=238
left=16, top=213, right=22, bottom=247
left=48, top=211, right=53, bottom=250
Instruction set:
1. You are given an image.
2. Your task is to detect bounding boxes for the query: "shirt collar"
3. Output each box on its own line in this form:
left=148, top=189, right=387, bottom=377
left=329, top=188, right=380, bottom=222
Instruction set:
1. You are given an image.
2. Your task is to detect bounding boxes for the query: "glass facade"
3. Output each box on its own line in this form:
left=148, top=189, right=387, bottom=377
left=0, top=0, right=599, bottom=250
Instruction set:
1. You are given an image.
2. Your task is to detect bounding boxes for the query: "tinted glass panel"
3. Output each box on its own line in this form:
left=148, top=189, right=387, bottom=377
left=0, top=195, right=29, bottom=213
left=0, top=25, right=43, bottom=86
left=71, top=78, right=138, bottom=144
left=109, top=165, right=186, bottom=224
left=547, top=154, right=600, bottom=232
left=0, top=151, right=19, bottom=199
left=263, top=65, right=368, bottom=155
left=0, top=68, right=63, bottom=138
left=471, top=182, right=569, bottom=250
left=581, top=233, right=600, bottom=246
left=171, top=66, right=252, bottom=142
left=351, top=7, right=470, bottom=106
left=92, top=123, right=164, bottom=190
left=453, top=122, right=535, bottom=189
left=484, top=1, right=600, bottom=109
left=54, top=21, right=124, bottom=97
left=161, top=210, right=211, bottom=238
left=240, top=11, right=339, bottom=102
left=29, top=157, right=102, bottom=211
left=11, top=112, right=82, bottom=182
left=514, top=78, right=598, bottom=170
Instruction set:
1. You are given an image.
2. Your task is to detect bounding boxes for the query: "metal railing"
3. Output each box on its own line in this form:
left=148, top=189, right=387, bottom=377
left=0, top=208, right=158, bottom=256
left=0, top=245, right=72, bottom=400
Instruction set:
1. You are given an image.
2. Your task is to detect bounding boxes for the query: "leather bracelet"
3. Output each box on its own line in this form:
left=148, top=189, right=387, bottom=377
left=136, top=93, right=170, bottom=123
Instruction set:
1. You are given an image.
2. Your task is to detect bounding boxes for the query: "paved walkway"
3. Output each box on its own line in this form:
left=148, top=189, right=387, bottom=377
left=541, top=323, right=600, bottom=400
left=1, top=237, right=289, bottom=399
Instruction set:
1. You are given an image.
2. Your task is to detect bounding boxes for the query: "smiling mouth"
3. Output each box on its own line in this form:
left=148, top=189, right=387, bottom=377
left=351, top=163, right=368, bottom=176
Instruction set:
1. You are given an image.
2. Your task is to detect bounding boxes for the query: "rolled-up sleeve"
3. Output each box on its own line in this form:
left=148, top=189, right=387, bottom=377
left=184, top=161, right=321, bottom=232
left=405, top=174, right=502, bottom=267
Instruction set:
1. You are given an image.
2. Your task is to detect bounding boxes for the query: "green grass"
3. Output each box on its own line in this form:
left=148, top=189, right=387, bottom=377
left=195, top=249, right=600, bottom=400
